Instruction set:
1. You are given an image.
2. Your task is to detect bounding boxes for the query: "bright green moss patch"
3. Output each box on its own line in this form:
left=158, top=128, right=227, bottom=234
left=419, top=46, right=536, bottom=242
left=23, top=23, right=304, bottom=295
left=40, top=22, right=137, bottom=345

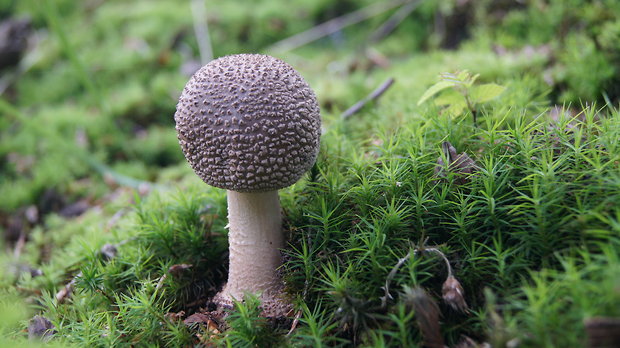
left=6, top=104, right=618, bottom=346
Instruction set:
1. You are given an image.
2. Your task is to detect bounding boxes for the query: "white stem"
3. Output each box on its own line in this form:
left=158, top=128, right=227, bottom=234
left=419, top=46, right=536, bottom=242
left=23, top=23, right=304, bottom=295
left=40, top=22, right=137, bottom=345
left=221, top=190, right=284, bottom=301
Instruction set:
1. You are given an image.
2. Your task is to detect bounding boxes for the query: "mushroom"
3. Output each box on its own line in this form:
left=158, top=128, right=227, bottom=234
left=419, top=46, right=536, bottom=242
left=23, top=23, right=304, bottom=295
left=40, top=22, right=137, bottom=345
left=174, top=54, right=321, bottom=315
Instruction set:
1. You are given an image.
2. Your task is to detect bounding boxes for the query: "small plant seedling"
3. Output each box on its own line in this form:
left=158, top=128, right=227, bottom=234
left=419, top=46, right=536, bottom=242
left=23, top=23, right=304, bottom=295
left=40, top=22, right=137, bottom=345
left=417, top=70, right=506, bottom=125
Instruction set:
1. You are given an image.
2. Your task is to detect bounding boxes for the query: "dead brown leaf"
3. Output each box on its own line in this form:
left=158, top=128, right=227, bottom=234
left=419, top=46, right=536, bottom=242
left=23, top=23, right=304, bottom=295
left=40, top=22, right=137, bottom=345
left=183, top=312, right=211, bottom=326
left=164, top=310, right=185, bottom=322
left=442, top=276, right=468, bottom=313
left=184, top=312, right=222, bottom=343
left=168, top=263, right=193, bottom=278
left=435, top=141, right=478, bottom=184
left=584, top=317, right=620, bottom=348
left=27, top=315, right=55, bottom=341
left=454, top=335, right=491, bottom=348
left=403, top=286, right=444, bottom=348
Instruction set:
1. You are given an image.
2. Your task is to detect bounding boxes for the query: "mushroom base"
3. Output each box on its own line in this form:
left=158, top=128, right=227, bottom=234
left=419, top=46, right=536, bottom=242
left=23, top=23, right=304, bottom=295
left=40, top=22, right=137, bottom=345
left=214, top=190, right=291, bottom=317
left=213, top=283, right=293, bottom=318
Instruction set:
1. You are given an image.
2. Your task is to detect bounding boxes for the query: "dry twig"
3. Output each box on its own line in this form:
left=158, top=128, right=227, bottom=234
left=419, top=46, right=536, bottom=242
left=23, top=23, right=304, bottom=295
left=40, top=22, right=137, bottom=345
left=286, top=310, right=303, bottom=336
left=155, top=274, right=168, bottom=292
left=55, top=273, right=79, bottom=304
left=368, top=0, right=423, bottom=44
left=268, top=0, right=410, bottom=53
left=13, top=231, right=26, bottom=259
left=341, top=78, right=395, bottom=119
left=381, top=248, right=416, bottom=308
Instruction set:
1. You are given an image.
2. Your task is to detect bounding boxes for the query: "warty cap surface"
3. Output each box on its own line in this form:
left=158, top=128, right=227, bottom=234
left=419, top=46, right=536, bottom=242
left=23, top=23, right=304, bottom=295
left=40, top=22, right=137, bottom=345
left=175, top=54, right=321, bottom=192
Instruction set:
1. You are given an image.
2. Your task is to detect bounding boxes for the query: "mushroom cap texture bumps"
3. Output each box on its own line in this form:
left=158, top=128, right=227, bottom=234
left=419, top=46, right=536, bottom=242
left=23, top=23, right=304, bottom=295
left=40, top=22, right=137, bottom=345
left=174, top=54, right=321, bottom=192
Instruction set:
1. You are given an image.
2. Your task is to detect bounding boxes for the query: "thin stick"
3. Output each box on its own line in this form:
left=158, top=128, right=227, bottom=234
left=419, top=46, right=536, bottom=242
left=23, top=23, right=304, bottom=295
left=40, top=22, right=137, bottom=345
left=13, top=231, right=27, bottom=259
left=191, top=0, right=213, bottom=64
left=87, top=157, right=156, bottom=191
left=268, top=0, right=409, bottom=53
left=56, top=272, right=79, bottom=304
left=155, top=274, right=168, bottom=293
left=341, top=78, right=395, bottom=119
left=425, top=247, right=453, bottom=277
left=382, top=248, right=417, bottom=308
left=286, top=310, right=303, bottom=336
left=368, top=0, right=423, bottom=44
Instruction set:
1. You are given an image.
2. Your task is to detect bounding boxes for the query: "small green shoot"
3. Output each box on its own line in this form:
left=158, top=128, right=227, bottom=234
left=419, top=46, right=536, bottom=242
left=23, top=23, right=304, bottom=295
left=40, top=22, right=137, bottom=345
left=418, top=70, right=506, bottom=124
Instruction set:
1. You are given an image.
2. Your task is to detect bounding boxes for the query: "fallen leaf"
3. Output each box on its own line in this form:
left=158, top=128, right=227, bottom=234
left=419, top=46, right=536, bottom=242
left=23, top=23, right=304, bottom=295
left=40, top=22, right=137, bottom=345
left=0, top=17, right=32, bottom=70
left=454, top=335, right=491, bottom=348
left=402, top=286, right=444, bottom=348
left=584, top=317, right=620, bottom=348
left=59, top=200, right=90, bottom=218
left=165, top=310, right=185, bottom=322
left=100, top=243, right=118, bottom=261
left=184, top=312, right=222, bottom=341
left=8, top=263, right=43, bottom=278
left=28, top=315, right=55, bottom=341
left=183, top=312, right=211, bottom=326
left=168, top=263, right=193, bottom=278
left=435, top=141, right=478, bottom=184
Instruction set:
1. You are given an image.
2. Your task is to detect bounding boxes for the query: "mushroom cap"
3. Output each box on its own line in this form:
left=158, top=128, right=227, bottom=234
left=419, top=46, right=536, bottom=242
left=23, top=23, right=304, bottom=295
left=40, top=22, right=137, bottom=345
left=174, top=54, right=321, bottom=192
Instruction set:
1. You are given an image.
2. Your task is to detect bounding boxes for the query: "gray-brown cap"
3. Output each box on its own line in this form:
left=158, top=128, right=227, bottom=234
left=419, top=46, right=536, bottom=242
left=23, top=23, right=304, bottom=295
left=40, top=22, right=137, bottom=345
left=174, top=54, right=321, bottom=192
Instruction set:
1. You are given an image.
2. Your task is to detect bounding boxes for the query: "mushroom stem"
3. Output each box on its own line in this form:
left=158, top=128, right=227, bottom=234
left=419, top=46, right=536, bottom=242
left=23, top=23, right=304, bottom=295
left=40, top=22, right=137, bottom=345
left=221, top=190, right=284, bottom=301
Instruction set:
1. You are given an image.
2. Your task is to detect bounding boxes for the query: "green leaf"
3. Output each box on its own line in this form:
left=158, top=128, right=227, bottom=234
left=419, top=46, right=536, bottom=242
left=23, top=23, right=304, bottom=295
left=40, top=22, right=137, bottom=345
left=433, top=89, right=466, bottom=107
left=446, top=104, right=466, bottom=117
left=440, top=72, right=460, bottom=84
left=470, top=83, right=506, bottom=103
left=417, top=80, right=455, bottom=106
left=467, top=72, right=480, bottom=86
left=434, top=89, right=467, bottom=117
left=455, top=70, right=478, bottom=86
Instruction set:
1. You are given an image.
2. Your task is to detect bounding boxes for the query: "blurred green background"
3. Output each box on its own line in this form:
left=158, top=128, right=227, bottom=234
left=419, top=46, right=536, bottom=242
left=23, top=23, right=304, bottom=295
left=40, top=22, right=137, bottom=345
left=1, top=0, right=618, bottom=218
